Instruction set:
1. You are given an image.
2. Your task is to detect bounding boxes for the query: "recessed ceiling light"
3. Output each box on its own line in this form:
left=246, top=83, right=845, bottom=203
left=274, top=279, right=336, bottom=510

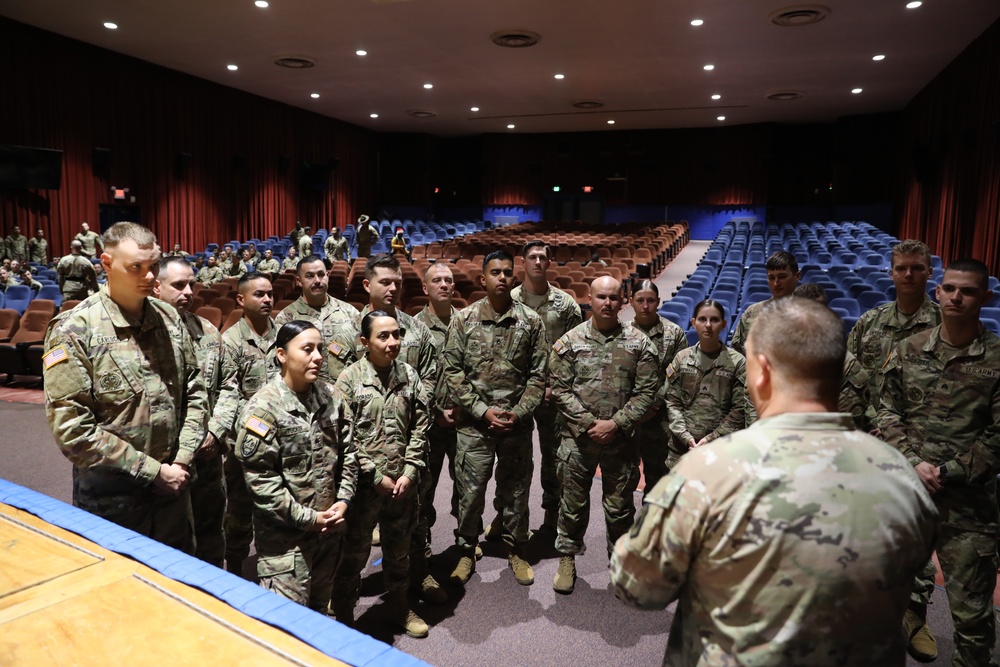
left=873, top=54, right=886, bottom=61
left=852, top=87, right=863, bottom=94
left=370, top=113, right=379, bottom=119
left=717, top=116, right=726, bottom=121
left=703, top=64, right=715, bottom=71
left=607, top=120, right=615, bottom=125
left=711, top=94, right=722, bottom=100
left=103, top=22, right=117, bottom=30
left=423, top=83, right=433, bottom=89
left=227, top=64, right=239, bottom=71
left=356, top=50, right=367, bottom=57
left=507, top=124, right=515, bottom=129
left=254, top=0, right=268, bottom=7
left=690, top=19, right=704, bottom=26
left=470, top=107, right=480, bottom=112
left=554, top=74, right=565, bottom=80
left=906, top=1, right=922, bottom=8
left=310, top=93, right=320, bottom=99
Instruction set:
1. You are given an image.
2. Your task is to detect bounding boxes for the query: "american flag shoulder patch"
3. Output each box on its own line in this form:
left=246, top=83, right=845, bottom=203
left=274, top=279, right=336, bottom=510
left=328, top=341, right=343, bottom=355
left=553, top=339, right=565, bottom=354
left=245, top=415, right=272, bottom=438
left=43, top=346, right=69, bottom=370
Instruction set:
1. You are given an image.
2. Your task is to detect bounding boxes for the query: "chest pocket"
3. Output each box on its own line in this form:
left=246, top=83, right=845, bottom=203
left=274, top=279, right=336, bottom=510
left=95, top=347, right=144, bottom=406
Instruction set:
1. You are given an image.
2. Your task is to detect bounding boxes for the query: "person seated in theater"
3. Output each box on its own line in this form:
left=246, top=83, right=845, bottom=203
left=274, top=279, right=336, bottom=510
left=281, top=246, right=299, bottom=273
left=18, top=267, right=43, bottom=293
left=167, top=243, right=189, bottom=257
left=730, top=250, right=800, bottom=356
left=256, top=248, right=281, bottom=280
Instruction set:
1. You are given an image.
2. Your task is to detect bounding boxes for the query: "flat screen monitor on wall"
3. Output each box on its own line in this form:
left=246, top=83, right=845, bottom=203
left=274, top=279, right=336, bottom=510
left=0, top=144, right=63, bottom=190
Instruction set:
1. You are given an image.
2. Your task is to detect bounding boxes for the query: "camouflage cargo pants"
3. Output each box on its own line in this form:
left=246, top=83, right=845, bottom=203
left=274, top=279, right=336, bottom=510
left=223, top=454, right=253, bottom=570
left=257, top=534, right=343, bottom=612
left=424, top=423, right=458, bottom=537
left=635, top=418, right=670, bottom=498
left=72, top=466, right=194, bottom=554
left=491, top=403, right=561, bottom=527
left=191, top=452, right=226, bottom=567
left=333, top=482, right=418, bottom=609
left=936, top=526, right=999, bottom=667
left=455, top=425, right=533, bottom=552
left=555, top=434, right=640, bottom=558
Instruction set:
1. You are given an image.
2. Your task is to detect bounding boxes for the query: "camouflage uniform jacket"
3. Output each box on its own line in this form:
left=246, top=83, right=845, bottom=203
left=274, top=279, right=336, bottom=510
left=281, top=257, right=298, bottom=272
left=5, top=234, right=28, bottom=262
left=848, top=298, right=940, bottom=374
left=610, top=412, right=938, bottom=667
left=336, top=357, right=429, bottom=487
left=324, top=236, right=349, bottom=262
left=218, top=256, right=233, bottom=274
left=549, top=320, right=660, bottom=439
left=181, top=310, right=222, bottom=414
left=511, top=283, right=583, bottom=347
left=228, top=260, right=248, bottom=278
left=274, top=296, right=359, bottom=383
left=634, top=316, right=688, bottom=412
left=876, top=324, right=1000, bottom=532
left=234, top=376, right=358, bottom=553
left=74, top=230, right=102, bottom=257
left=665, top=343, right=747, bottom=445
left=196, top=265, right=224, bottom=285
left=208, top=316, right=277, bottom=443
left=356, top=305, right=438, bottom=407
left=28, top=236, right=47, bottom=264
left=729, top=299, right=768, bottom=357
left=297, top=235, right=313, bottom=258
left=256, top=258, right=280, bottom=275
left=840, top=350, right=872, bottom=431
left=442, top=297, right=547, bottom=432
left=43, top=288, right=208, bottom=484
left=416, top=304, right=458, bottom=412
left=57, top=254, right=98, bottom=295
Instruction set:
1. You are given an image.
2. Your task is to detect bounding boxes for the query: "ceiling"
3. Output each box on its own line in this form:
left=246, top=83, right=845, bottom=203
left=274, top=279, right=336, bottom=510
left=2, top=0, right=999, bottom=137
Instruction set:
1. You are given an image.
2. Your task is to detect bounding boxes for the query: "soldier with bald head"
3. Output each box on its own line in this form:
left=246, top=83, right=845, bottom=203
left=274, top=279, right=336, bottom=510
left=610, top=296, right=937, bottom=667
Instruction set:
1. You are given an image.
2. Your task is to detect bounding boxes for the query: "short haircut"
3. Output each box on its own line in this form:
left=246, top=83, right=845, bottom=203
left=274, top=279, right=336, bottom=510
left=521, top=240, right=550, bottom=258
left=365, top=253, right=401, bottom=280
left=158, top=256, right=193, bottom=278
left=634, top=280, right=659, bottom=297
left=765, top=250, right=798, bottom=273
left=297, top=254, right=325, bottom=272
left=103, top=221, right=156, bottom=250
left=70, top=240, right=83, bottom=250
left=747, top=296, right=845, bottom=400
left=693, top=298, right=725, bottom=320
left=945, top=258, right=990, bottom=290
left=792, top=283, right=828, bottom=304
left=360, top=309, right=397, bottom=339
left=483, top=249, right=513, bottom=270
left=891, top=239, right=932, bottom=267
left=238, top=272, right=271, bottom=293
left=423, top=262, right=454, bottom=280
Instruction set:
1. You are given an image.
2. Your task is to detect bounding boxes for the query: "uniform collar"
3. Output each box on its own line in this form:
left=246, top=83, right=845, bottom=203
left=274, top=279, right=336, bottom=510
left=751, top=411, right=855, bottom=431
left=358, top=356, right=405, bottom=391
left=920, top=323, right=988, bottom=357
left=238, top=315, right=276, bottom=347
left=420, top=304, right=456, bottom=330
left=477, top=297, right=517, bottom=324
left=100, top=287, right=158, bottom=333
left=586, top=318, right=622, bottom=342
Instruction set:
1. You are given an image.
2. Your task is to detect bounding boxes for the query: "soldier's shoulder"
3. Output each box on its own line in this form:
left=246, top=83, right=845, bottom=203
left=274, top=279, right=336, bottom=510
left=549, top=286, right=578, bottom=310
left=513, top=300, right=544, bottom=327
left=48, top=293, right=102, bottom=333
left=857, top=301, right=895, bottom=324
left=561, top=319, right=589, bottom=341
left=660, top=316, right=686, bottom=335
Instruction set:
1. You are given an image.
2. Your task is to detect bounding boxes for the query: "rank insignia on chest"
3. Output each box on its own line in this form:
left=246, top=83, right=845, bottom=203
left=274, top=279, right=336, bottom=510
left=246, top=415, right=272, bottom=438
left=328, top=341, right=343, bottom=355
left=43, top=345, right=69, bottom=370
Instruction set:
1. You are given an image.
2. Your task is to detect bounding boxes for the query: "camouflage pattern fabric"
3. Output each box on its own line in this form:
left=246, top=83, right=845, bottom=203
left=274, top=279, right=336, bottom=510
left=274, top=295, right=359, bottom=383
left=5, top=233, right=28, bottom=262
left=281, top=256, right=298, bottom=272
left=28, top=236, right=47, bottom=264
left=356, top=305, right=438, bottom=404
left=257, top=535, right=343, bottom=611
left=255, top=258, right=280, bottom=275
left=610, top=412, right=938, bottom=667
left=297, top=234, right=313, bottom=258
left=839, top=350, right=872, bottom=432
left=729, top=299, right=768, bottom=357
left=325, top=235, right=349, bottom=263
left=196, top=265, right=224, bottom=285
left=74, top=230, right=102, bottom=257
left=549, top=320, right=659, bottom=556
left=43, top=288, right=208, bottom=552
left=56, top=254, right=98, bottom=300
left=849, top=298, right=941, bottom=374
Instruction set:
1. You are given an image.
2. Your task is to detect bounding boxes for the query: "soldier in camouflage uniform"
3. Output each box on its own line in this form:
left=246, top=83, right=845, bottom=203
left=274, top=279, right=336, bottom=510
left=5, top=225, right=28, bottom=263
left=218, top=246, right=234, bottom=274
left=442, top=249, right=547, bottom=586
left=235, top=321, right=357, bottom=611
left=325, top=227, right=349, bottom=263
left=629, top=280, right=687, bottom=492
left=56, top=240, right=99, bottom=300
left=74, top=221, right=103, bottom=258
left=549, top=276, right=659, bottom=594
left=297, top=227, right=314, bottom=259
left=665, top=299, right=748, bottom=467
left=877, top=258, right=1000, bottom=667
left=281, top=247, right=299, bottom=273
left=206, top=273, right=278, bottom=575
left=274, top=254, right=359, bottom=383
left=155, top=257, right=226, bottom=566
left=255, top=248, right=281, bottom=279
left=28, top=228, right=48, bottom=265
left=355, top=253, right=444, bottom=604
left=730, top=250, right=800, bottom=356
left=611, top=297, right=938, bottom=667
left=332, top=311, right=432, bottom=637
left=491, top=240, right=583, bottom=537
left=196, top=255, right=224, bottom=286
left=43, top=222, right=208, bottom=553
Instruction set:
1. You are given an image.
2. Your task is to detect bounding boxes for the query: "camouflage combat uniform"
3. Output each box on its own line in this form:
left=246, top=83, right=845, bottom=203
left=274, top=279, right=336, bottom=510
left=43, top=288, right=208, bottom=553
left=196, top=264, right=224, bottom=285
left=181, top=310, right=226, bottom=567
left=877, top=324, right=1000, bottom=666
left=297, top=234, right=313, bottom=258
left=208, top=316, right=278, bottom=570
left=610, top=412, right=938, bottom=667
left=56, top=253, right=98, bottom=300
left=332, top=357, right=430, bottom=612
left=729, top=298, right=769, bottom=357
left=549, top=320, right=659, bottom=557
left=28, top=236, right=47, bottom=264
left=74, top=230, right=102, bottom=258
left=839, top=350, right=872, bottom=432
left=632, top=316, right=687, bottom=491
left=255, top=258, right=280, bottom=276
left=5, top=232, right=28, bottom=262
left=274, top=295, right=359, bottom=383
left=511, top=282, right=583, bottom=528
left=281, top=256, right=298, bottom=272
left=325, top=235, right=349, bottom=263
left=442, top=298, right=547, bottom=552
left=234, top=376, right=357, bottom=611
left=664, top=343, right=748, bottom=466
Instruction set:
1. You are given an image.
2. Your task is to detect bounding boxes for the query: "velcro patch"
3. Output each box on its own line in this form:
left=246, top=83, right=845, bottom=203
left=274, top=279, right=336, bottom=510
left=43, top=346, right=69, bottom=370
left=666, top=365, right=675, bottom=379
left=328, top=341, right=343, bottom=356
left=245, top=415, right=272, bottom=438
left=553, top=339, right=565, bottom=354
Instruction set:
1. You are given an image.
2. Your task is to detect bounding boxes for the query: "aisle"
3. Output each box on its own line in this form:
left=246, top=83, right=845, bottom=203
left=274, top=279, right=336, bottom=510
left=619, top=239, right=710, bottom=321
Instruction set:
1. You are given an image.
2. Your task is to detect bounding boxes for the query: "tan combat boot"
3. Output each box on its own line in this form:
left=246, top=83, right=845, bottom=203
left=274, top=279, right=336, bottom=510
left=553, top=554, right=576, bottom=594
left=508, top=548, right=534, bottom=585
left=388, top=594, right=428, bottom=639
left=416, top=574, right=448, bottom=605
left=450, top=553, right=476, bottom=584
left=902, top=609, right=937, bottom=662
